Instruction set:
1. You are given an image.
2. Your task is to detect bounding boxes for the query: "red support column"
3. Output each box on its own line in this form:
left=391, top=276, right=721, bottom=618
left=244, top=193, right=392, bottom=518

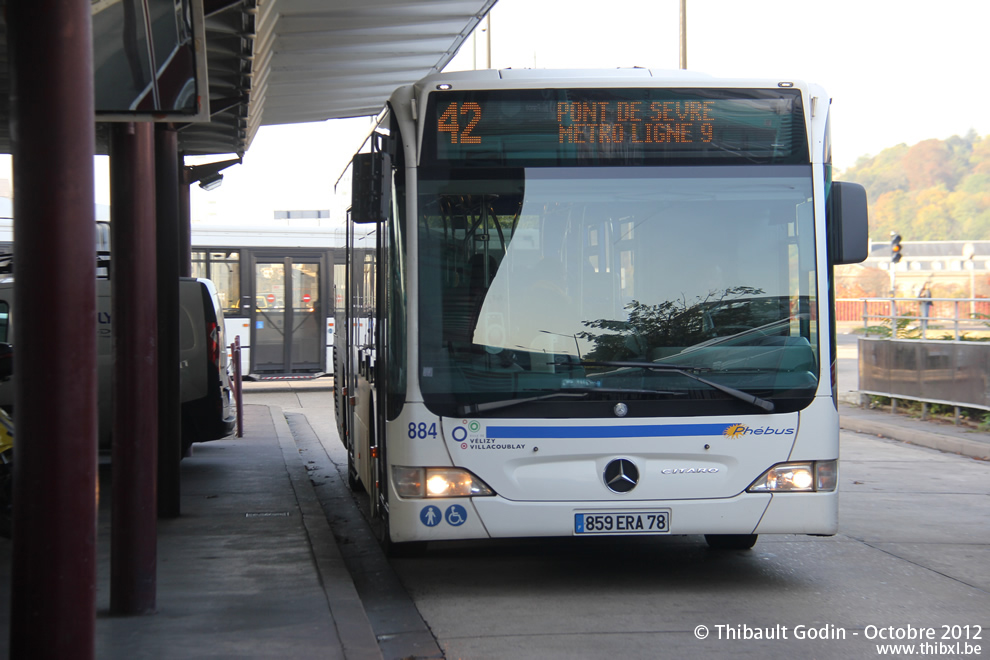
left=109, top=123, right=159, bottom=615
left=156, top=126, right=182, bottom=518
left=8, top=0, right=98, bottom=657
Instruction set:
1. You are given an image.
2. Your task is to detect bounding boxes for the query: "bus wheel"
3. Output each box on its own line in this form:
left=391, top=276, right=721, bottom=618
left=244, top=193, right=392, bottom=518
left=704, top=534, right=758, bottom=550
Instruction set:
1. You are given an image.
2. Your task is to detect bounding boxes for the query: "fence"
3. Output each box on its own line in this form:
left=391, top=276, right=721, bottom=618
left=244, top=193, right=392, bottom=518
left=859, top=338, right=990, bottom=414
left=839, top=297, right=990, bottom=421
left=836, top=297, right=990, bottom=340
left=835, top=297, right=990, bottom=321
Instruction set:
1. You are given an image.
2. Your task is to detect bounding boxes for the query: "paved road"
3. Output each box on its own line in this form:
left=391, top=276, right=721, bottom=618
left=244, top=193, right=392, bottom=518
left=248, top=384, right=990, bottom=660
left=388, top=430, right=989, bottom=659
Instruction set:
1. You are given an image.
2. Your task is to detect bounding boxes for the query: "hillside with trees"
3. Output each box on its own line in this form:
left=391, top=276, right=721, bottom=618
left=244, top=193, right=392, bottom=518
left=837, top=131, right=990, bottom=241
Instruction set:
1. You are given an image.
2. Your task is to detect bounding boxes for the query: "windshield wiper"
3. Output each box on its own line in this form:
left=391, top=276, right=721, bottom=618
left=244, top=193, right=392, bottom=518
left=457, top=386, right=683, bottom=415
left=581, top=360, right=775, bottom=413
left=458, top=391, right=588, bottom=415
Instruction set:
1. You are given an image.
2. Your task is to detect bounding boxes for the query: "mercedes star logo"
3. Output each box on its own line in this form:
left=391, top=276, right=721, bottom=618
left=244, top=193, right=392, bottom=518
left=603, top=458, right=640, bottom=493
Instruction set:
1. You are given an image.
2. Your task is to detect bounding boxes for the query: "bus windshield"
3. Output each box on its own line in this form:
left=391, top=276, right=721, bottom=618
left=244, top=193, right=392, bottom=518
left=417, top=164, right=819, bottom=417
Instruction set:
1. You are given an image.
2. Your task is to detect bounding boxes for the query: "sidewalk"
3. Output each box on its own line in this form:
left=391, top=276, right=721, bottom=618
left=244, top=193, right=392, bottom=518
left=95, top=402, right=380, bottom=659
left=838, top=399, right=990, bottom=460
left=0, top=401, right=382, bottom=660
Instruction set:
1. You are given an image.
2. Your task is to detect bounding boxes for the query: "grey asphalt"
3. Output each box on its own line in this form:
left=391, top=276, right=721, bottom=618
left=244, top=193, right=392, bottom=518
left=0, top=371, right=986, bottom=659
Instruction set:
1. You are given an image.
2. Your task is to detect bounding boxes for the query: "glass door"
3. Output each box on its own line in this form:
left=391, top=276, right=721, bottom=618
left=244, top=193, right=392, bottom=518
left=252, top=257, right=323, bottom=374
left=290, top=261, right=321, bottom=371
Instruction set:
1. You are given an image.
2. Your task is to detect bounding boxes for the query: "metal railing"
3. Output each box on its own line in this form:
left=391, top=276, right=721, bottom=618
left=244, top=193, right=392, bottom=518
left=838, top=298, right=990, bottom=423
left=230, top=335, right=243, bottom=437
left=836, top=297, right=990, bottom=340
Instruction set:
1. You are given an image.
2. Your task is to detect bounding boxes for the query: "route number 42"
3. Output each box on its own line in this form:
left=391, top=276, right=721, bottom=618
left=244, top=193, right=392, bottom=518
left=438, top=102, right=482, bottom=144
left=408, top=422, right=438, bottom=439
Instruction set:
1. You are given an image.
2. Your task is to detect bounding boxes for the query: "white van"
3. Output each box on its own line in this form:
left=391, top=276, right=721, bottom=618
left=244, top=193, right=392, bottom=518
left=0, top=277, right=236, bottom=452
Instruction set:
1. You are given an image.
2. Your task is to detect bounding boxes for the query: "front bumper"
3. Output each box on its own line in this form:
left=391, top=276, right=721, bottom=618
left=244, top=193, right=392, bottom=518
left=387, top=489, right=838, bottom=542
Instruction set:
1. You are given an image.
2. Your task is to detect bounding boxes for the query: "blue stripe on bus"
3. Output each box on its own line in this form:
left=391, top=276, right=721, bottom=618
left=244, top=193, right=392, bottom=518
left=486, top=424, right=731, bottom=439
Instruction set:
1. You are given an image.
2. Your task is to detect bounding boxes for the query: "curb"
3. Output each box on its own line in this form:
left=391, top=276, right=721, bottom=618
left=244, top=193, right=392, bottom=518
left=242, top=385, right=334, bottom=394
left=270, top=406, right=384, bottom=660
left=241, top=379, right=334, bottom=394
left=838, top=408, right=990, bottom=461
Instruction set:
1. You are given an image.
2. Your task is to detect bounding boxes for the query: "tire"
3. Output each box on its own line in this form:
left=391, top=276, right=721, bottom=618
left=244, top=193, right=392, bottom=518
left=705, top=534, right=758, bottom=550
left=368, top=402, right=426, bottom=558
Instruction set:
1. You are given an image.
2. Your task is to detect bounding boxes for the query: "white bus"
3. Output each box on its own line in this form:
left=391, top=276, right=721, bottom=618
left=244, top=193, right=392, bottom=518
left=334, top=69, right=868, bottom=555
left=188, top=225, right=349, bottom=379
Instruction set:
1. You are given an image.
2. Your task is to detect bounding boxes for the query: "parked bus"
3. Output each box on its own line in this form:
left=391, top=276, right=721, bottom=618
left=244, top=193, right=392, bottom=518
left=334, top=69, right=868, bottom=554
left=188, top=224, right=351, bottom=379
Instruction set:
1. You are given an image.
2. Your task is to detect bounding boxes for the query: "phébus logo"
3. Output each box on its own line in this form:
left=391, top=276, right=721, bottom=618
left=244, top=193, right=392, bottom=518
left=723, top=424, right=795, bottom=438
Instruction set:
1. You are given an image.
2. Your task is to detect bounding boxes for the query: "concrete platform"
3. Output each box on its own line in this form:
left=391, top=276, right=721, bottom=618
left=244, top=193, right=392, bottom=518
left=0, top=402, right=382, bottom=660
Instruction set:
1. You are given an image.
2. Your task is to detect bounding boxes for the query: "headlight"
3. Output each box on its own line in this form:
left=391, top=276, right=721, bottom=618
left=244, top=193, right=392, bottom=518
left=393, top=466, right=495, bottom=498
left=747, top=460, right=837, bottom=493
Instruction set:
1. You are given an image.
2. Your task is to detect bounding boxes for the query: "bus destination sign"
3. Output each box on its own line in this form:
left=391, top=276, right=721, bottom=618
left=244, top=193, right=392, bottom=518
left=427, top=88, right=808, bottom=166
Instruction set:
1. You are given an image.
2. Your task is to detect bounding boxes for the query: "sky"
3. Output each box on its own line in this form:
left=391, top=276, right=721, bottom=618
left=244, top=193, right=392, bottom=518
left=10, top=0, right=989, bottom=225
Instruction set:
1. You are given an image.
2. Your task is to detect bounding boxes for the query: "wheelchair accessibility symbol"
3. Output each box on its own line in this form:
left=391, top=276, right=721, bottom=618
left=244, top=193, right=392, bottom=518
left=445, top=504, right=468, bottom=526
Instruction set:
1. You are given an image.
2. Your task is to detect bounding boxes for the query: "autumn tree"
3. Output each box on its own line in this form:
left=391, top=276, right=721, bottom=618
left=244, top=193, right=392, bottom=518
left=839, top=131, right=990, bottom=241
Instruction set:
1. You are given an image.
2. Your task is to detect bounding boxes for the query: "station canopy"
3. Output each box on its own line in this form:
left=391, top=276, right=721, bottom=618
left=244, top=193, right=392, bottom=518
left=0, top=0, right=497, bottom=156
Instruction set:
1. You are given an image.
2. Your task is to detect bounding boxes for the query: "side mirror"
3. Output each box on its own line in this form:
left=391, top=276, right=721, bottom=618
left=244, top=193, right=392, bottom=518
left=829, top=181, right=869, bottom=265
left=350, top=152, right=392, bottom=224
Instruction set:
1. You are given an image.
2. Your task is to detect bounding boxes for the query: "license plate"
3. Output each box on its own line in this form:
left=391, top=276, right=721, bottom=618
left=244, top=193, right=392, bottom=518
left=574, top=510, right=671, bottom=535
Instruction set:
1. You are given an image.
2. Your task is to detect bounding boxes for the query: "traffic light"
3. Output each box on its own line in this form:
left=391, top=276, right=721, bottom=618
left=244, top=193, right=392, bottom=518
left=890, top=233, right=903, bottom=263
